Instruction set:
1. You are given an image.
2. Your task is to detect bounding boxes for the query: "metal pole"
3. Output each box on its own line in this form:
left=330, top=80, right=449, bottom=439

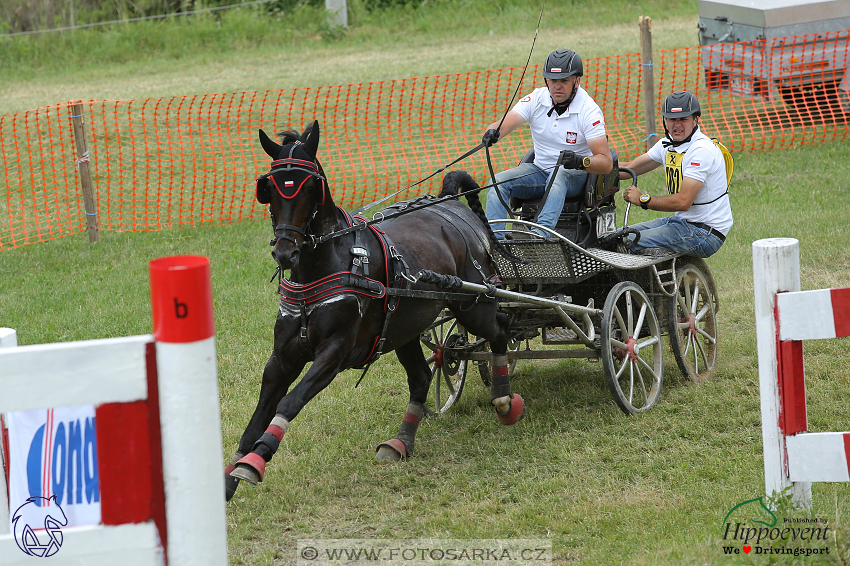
left=325, top=0, right=347, bottom=28
left=70, top=101, right=100, bottom=243
left=639, top=16, right=657, bottom=152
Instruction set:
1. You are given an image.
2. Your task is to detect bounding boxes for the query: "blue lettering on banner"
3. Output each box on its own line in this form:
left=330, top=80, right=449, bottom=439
left=25, top=417, right=99, bottom=507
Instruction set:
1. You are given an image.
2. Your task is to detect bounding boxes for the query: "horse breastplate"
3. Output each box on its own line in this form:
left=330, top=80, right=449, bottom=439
left=279, top=272, right=385, bottom=309
left=278, top=206, right=410, bottom=368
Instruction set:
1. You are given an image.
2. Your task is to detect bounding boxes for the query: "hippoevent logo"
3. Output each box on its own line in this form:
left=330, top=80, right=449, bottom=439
left=12, top=495, right=68, bottom=557
left=720, top=496, right=832, bottom=557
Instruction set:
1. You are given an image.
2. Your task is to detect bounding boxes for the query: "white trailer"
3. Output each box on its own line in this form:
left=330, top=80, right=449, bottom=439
left=698, top=0, right=850, bottom=113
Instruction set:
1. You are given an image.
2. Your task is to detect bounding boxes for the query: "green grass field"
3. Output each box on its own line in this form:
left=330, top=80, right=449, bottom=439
left=3, top=0, right=850, bottom=564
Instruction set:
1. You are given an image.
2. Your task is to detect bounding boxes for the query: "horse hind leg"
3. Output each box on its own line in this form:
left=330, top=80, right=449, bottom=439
left=489, top=353, right=526, bottom=425
left=457, top=308, right=525, bottom=425
left=375, top=338, right=430, bottom=461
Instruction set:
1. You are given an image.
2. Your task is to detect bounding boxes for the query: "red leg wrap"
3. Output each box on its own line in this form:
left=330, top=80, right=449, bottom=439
left=224, top=451, right=244, bottom=475
left=266, top=424, right=285, bottom=442
left=235, top=452, right=266, bottom=482
left=376, top=438, right=408, bottom=460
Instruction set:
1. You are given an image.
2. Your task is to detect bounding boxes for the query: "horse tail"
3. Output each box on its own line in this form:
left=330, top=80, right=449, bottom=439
left=439, top=170, right=524, bottom=264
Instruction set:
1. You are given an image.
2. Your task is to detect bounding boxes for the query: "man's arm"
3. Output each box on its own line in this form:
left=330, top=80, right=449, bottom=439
left=584, top=135, right=613, bottom=175
left=618, top=152, right=660, bottom=178
left=483, top=110, right=526, bottom=139
left=623, top=176, right=701, bottom=212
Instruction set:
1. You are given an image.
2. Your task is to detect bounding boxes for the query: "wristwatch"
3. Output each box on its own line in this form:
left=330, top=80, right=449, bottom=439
left=639, top=193, right=651, bottom=210
left=579, top=156, right=591, bottom=170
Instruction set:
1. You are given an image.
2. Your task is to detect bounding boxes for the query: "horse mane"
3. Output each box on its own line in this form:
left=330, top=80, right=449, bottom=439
left=276, top=128, right=304, bottom=145
left=439, top=170, right=524, bottom=264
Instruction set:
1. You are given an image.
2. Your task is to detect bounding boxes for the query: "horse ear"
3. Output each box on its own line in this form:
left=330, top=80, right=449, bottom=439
left=259, top=128, right=282, bottom=159
left=303, top=120, right=320, bottom=160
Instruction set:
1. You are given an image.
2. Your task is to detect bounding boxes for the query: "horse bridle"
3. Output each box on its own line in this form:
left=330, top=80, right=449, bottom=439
left=261, top=141, right=327, bottom=249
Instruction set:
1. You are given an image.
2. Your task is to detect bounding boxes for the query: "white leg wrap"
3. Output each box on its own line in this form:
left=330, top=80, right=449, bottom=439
left=271, top=415, right=290, bottom=433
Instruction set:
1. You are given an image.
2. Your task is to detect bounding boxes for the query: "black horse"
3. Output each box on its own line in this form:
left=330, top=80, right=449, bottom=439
left=225, top=121, right=525, bottom=500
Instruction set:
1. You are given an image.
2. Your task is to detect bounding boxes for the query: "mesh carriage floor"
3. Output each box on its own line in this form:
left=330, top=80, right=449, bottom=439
left=493, top=239, right=677, bottom=285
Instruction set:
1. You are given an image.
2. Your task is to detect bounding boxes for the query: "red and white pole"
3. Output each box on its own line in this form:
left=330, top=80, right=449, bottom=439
left=149, top=256, right=227, bottom=565
left=752, top=238, right=812, bottom=507
left=0, top=327, right=15, bottom=536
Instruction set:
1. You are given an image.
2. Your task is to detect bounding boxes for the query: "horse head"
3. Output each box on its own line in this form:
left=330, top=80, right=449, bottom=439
left=255, top=121, right=327, bottom=270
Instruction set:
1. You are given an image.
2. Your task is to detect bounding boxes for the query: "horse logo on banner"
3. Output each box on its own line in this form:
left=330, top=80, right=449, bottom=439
left=12, top=495, right=68, bottom=557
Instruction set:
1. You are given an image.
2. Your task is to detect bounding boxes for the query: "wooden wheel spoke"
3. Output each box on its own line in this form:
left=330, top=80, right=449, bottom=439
left=690, top=279, right=701, bottom=313
left=697, top=327, right=717, bottom=344
left=633, top=363, right=649, bottom=405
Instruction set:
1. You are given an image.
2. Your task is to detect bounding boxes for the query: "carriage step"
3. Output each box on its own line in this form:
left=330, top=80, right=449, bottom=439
left=652, top=259, right=678, bottom=298
left=543, top=326, right=578, bottom=343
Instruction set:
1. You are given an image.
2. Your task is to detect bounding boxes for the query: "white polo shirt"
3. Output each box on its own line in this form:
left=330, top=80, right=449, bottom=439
left=512, top=86, right=607, bottom=171
left=647, top=127, right=734, bottom=235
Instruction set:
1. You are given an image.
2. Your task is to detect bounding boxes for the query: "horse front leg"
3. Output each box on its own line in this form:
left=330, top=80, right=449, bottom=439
left=375, top=338, right=432, bottom=461
left=224, top=350, right=306, bottom=501
left=229, top=342, right=350, bottom=487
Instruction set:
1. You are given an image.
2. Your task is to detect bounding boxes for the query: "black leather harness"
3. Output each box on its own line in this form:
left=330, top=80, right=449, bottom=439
left=278, top=205, right=488, bottom=369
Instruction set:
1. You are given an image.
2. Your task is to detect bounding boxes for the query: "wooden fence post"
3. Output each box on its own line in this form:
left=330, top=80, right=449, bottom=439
left=70, top=101, right=100, bottom=243
left=639, top=16, right=657, bottom=152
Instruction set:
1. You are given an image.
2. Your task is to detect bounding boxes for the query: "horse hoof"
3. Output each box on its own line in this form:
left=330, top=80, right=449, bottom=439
left=375, top=438, right=408, bottom=461
left=225, top=474, right=240, bottom=501
left=496, top=394, right=526, bottom=426
left=230, top=453, right=266, bottom=485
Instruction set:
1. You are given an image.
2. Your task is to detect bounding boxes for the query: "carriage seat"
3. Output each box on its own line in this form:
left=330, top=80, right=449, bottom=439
left=507, top=148, right=620, bottom=217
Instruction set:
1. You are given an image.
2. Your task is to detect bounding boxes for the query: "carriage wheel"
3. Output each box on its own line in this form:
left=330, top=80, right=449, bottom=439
left=668, top=262, right=718, bottom=382
left=421, top=314, right=468, bottom=413
left=601, top=281, right=663, bottom=415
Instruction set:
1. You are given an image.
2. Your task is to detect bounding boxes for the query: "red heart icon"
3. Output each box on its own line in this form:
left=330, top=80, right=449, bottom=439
left=743, top=546, right=752, bottom=554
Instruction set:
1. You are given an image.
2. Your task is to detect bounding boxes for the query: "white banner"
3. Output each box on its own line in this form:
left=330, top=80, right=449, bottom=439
left=6, top=406, right=101, bottom=528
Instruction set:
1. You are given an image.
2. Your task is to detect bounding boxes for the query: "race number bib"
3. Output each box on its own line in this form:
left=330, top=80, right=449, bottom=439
left=664, top=150, right=684, bottom=194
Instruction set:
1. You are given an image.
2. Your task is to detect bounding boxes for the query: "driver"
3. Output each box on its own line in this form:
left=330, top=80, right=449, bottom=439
left=481, top=48, right=614, bottom=239
left=618, top=91, right=733, bottom=257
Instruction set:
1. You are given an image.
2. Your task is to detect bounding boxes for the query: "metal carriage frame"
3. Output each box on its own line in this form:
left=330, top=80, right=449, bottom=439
left=419, top=211, right=720, bottom=417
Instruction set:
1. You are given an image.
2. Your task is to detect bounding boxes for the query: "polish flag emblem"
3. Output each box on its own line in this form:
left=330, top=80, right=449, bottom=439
left=592, top=120, right=601, bottom=127
left=285, top=181, right=295, bottom=187
left=690, top=161, right=700, bottom=167
left=551, top=67, right=562, bottom=72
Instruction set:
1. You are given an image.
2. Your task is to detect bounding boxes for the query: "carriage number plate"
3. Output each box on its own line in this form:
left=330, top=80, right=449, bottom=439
left=596, top=209, right=616, bottom=238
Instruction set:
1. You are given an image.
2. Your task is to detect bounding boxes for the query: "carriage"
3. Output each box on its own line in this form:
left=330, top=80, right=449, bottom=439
left=224, top=122, right=720, bottom=498
left=420, top=150, right=719, bottom=416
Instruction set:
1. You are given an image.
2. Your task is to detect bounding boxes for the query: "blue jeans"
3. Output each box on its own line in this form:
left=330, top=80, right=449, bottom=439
left=629, top=216, right=724, bottom=258
left=485, top=162, right=587, bottom=237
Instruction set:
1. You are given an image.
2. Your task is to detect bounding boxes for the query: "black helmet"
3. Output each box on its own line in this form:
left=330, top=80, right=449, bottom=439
left=661, top=91, right=701, bottom=118
left=543, top=49, right=583, bottom=79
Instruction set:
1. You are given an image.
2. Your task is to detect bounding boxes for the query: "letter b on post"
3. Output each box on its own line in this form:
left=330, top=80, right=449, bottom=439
left=174, top=299, right=189, bottom=319
left=150, top=256, right=215, bottom=343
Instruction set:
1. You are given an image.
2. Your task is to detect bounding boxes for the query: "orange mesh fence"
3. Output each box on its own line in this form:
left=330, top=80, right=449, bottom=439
left=2, top=31, right=848, bottom=250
